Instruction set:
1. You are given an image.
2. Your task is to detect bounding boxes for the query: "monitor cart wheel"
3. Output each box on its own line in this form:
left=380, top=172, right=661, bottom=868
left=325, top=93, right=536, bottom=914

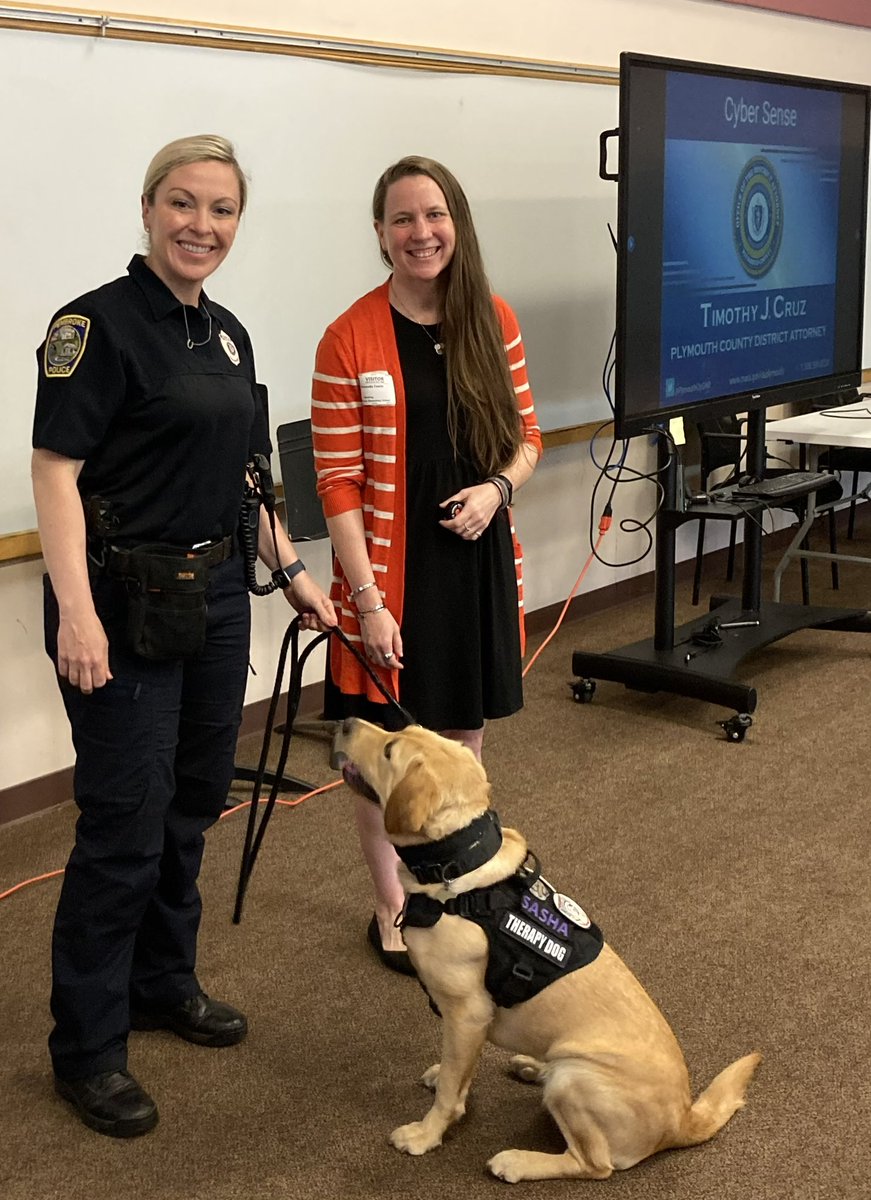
left=718, top=712, right=753, bottom=743
left=570, top=678, right=597, bottom=704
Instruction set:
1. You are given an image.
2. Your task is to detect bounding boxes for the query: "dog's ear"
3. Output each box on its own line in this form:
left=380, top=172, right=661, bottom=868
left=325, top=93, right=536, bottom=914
left=384, top=758, right=441, bottom=836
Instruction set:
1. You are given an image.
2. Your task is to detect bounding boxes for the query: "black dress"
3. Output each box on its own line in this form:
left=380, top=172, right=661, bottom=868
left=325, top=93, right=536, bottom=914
left=324, top=306, right=523, bottom=732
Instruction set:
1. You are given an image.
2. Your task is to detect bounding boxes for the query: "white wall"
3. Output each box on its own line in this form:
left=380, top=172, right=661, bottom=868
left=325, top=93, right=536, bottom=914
left=3, top=0, right=870, bottom=793
left=44, top=0, right=871, bottom=84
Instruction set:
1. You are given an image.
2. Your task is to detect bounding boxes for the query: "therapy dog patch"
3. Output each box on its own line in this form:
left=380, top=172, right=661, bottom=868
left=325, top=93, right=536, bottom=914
left=500, top=877, right=592, bottom=966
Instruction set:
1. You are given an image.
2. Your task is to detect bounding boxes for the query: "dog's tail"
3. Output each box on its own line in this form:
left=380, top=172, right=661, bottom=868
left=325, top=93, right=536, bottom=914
left=671, top=1052, right=762, bottom=1148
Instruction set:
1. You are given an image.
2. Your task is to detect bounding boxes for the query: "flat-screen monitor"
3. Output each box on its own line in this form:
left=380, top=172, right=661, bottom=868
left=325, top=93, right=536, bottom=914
left=614, top=53, right=871, bottom=441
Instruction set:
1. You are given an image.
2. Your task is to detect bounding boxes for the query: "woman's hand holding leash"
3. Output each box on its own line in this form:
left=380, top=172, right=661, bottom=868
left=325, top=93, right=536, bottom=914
left=281, top=572, right=337, bottom=632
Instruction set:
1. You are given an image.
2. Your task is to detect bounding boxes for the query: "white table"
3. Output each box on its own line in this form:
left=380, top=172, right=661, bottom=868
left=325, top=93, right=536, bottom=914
left=766, top=399, right=871, bottom=599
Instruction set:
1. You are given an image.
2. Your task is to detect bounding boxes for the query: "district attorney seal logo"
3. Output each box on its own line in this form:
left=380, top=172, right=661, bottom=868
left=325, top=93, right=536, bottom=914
left=733, top=156, right=783, bottom=279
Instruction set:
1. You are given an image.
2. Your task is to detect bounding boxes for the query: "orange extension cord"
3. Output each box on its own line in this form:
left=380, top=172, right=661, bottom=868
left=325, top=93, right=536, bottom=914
left=1, top=517, right=610, bottom=905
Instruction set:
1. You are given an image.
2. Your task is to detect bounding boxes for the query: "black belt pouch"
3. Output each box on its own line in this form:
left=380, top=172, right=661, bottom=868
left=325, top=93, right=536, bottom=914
left=109, top=545, right=209, bottom=660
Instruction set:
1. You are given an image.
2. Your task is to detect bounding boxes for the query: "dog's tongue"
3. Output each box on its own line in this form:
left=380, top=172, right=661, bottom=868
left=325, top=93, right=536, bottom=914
left=341, top=761, right=380, bottom=804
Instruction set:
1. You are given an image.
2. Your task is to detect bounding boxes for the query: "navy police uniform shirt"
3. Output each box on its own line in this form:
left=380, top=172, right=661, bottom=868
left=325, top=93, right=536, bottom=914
left=33, top=255, right=270, bottom=546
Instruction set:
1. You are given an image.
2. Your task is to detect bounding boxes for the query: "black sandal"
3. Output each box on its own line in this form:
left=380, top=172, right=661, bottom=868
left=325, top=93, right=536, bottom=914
left=367, top=914, right=416, bottom=976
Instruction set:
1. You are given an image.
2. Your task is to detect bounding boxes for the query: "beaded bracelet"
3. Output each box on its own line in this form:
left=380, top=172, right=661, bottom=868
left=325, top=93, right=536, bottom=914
left=357, top=603, right=386, bottom=618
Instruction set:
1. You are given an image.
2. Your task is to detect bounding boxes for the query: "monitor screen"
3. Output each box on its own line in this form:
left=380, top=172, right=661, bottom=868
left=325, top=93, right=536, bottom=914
left=615, top=53, right=871, bottom=440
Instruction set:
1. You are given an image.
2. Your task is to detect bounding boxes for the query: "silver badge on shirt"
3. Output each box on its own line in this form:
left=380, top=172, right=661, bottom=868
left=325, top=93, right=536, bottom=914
left=220, top=330, right=240, bottom=365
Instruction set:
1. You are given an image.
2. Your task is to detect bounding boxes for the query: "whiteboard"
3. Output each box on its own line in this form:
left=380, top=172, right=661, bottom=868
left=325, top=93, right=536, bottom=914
left=0, top=29, right=620, bottom=536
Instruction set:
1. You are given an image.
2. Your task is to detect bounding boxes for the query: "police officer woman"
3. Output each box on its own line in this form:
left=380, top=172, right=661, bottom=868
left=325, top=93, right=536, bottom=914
left=32, top=134, right=335, bottom=1138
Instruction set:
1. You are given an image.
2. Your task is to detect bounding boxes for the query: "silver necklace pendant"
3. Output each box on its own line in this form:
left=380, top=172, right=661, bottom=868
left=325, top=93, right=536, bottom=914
left=392, top=291, right=443, bottom=355
left=418, top=322, right=443, bottom=355
left=182, top=302, right=212, bottom=350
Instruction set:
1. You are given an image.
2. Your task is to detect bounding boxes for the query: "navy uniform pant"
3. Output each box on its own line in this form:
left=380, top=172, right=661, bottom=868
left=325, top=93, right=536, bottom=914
left=43, top=554, right=250, bottom=1081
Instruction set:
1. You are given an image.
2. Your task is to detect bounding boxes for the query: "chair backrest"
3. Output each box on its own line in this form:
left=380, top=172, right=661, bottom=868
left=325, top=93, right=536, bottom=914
left=276, top=419, right=328, bottom=542
left=695, top=415, right=744, bottom=483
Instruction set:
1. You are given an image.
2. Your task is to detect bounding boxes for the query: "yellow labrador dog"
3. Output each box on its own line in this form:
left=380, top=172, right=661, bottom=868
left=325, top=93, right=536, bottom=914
left=333, top=718, right=761, bottom=1183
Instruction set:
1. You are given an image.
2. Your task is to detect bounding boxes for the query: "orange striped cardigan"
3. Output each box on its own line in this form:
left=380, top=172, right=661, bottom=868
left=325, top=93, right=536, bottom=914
left=311, top=279, right=541, bottom=701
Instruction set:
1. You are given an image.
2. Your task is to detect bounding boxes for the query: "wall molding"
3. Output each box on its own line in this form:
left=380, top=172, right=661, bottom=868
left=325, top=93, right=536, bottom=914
left=0, top=4, right=617, bottom=83
left=0, top=548, right=695, bottom=827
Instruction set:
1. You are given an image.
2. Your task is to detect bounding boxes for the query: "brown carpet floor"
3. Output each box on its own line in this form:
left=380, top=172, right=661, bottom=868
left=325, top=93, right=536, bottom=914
left=2, top=519, right=870, bottom=1199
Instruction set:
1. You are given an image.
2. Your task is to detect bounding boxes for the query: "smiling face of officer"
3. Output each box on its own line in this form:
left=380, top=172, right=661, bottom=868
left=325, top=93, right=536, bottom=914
left=141, top=159, right=241, bottom=306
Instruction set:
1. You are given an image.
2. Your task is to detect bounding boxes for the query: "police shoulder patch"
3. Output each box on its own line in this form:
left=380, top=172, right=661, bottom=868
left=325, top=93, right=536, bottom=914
left=44, top=314, right=91, bottom=378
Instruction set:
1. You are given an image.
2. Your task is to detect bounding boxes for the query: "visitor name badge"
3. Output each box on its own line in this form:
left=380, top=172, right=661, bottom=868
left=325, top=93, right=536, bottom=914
left=359, top=371, right=396, bottom=406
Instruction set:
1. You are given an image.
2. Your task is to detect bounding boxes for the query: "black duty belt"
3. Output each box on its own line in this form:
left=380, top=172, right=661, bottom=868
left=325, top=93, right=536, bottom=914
left=104, top=535, right=235, bottom=576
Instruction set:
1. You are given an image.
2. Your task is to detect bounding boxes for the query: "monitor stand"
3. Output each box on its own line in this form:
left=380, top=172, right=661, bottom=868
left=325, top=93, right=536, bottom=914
left=569, top=409, right=871, bottom=738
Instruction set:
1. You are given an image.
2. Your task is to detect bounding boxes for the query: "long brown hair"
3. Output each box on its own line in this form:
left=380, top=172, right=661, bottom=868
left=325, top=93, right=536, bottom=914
left=373, top=156, right=523, bottom=478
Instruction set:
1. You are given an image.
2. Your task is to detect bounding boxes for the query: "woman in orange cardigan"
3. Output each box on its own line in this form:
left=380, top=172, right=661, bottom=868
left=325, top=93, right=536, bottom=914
left=312, top=156, right=541, bottom=972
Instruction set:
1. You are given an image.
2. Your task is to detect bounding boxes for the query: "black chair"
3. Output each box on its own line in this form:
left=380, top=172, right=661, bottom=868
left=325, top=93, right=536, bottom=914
left=275, top=420, right=335, bottom=744
left=691, top=414, right=841, bottom=607
left=803, top=393, right=871, bottom=542
left=817, top=446, right=871, bottom=540
left=231, top=419, right=332, bottom=797
left=276, top=419, right=329, bottom=548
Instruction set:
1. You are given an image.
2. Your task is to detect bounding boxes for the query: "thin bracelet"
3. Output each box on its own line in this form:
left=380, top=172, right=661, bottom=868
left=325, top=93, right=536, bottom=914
left=350, top=580, right=378, bottom=599
left=494, top=473, right=514, bottom=505
left=484, top=476, right=510, bottom=510
left=357, top=603, right=386, bottom=617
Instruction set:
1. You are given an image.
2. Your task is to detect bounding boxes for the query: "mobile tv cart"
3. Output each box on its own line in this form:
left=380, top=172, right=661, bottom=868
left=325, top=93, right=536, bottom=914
left=570, top=409, right=871, bottom=740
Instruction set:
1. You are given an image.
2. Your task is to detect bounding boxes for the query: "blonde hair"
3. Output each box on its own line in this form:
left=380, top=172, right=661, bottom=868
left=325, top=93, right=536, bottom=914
left=373, top=156, right=522, bottom=477
left=142, top=134, right=247, bottom=213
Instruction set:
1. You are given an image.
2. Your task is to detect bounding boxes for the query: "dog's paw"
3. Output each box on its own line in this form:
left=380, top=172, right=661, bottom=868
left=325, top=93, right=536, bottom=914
left=508, top=1054, right=545, bottom=1084
left=390, top=1120, right=442, bottom=1156
left=487, top=1150, right=525, bottom=1183
left=421, top=1063, right=440, bottom=1090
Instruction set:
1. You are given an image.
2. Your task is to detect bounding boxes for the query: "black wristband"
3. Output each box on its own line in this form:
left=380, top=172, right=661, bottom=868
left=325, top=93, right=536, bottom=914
left=494, top=473, right=514, bottom=505
left=272, top=559, right=306, bottom=590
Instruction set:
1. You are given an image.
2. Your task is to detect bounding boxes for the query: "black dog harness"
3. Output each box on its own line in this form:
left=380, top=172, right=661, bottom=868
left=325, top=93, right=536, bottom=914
left=398, top=813, right=604, bottom=1010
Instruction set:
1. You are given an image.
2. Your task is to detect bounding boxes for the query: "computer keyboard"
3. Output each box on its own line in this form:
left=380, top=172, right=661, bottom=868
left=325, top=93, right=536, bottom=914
left=731, top=471, right=831, bottom=500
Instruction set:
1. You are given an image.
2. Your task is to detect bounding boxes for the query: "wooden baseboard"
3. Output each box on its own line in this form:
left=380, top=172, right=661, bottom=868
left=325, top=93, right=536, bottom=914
left=0, top=510, right=858, bottom=827
left=0, top=680, right=325, bottom=828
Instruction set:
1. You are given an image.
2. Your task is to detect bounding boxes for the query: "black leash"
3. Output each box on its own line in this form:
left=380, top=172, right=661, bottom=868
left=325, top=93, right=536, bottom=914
left=232, top=617, right=415, bottom=923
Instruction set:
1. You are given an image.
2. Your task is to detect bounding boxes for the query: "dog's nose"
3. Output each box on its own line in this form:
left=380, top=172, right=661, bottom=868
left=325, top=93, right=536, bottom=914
left=329, top=717, right=355, bottom=771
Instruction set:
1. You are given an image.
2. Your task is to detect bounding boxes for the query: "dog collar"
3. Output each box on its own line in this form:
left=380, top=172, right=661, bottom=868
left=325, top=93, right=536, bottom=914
left=396, top=809, right=503, bottom=885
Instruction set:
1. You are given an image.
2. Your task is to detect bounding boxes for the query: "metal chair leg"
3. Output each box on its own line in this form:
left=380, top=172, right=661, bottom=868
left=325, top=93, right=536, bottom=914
left=725, top=523, right=737, bottom=583
left=692, top=518, right=706, bottom=606
left=847, top=470, right=859, bottom=540
left=828, top=506, right=840, bottom=590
